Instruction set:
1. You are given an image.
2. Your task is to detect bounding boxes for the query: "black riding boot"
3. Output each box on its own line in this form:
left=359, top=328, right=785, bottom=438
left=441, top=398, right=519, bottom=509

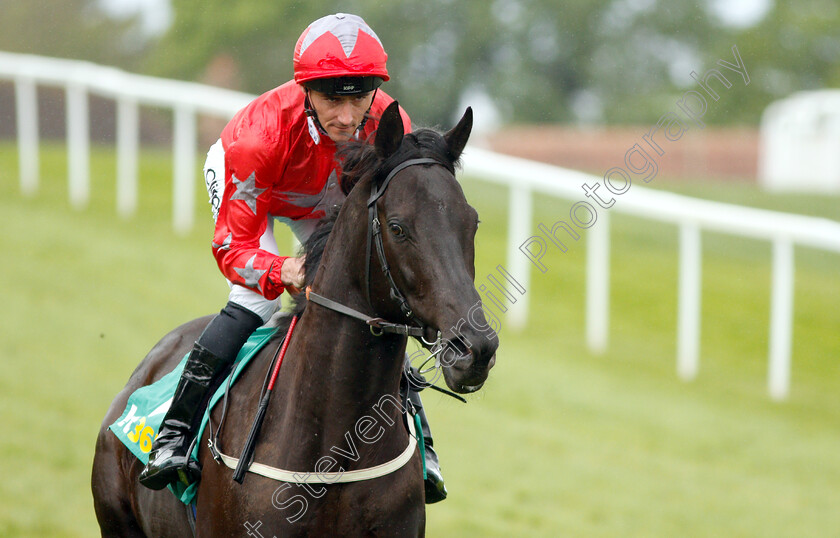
left=406, top=382, right=448, bottom=504
left=138, top=343, right=230, bottom=489
left=139, top=302, right=262, bottom=490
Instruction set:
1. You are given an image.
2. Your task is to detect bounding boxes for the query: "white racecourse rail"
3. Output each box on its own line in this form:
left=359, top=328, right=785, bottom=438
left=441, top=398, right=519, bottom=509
left=2, top=52, right=838, bottom=400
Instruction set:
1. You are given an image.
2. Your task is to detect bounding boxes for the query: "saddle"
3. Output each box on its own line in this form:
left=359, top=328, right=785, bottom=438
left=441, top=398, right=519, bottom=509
left=109, top=325, right=433, bottom=504
left=109, top=326, right=278, bottom=504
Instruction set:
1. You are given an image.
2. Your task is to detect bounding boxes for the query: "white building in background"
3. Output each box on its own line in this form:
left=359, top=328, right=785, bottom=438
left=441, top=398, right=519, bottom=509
left=759, top=90, right=840, bottom=193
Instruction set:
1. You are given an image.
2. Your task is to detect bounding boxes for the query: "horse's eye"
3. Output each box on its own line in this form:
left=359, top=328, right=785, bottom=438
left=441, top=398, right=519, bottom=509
left=389, top=223, right=405, bottom=237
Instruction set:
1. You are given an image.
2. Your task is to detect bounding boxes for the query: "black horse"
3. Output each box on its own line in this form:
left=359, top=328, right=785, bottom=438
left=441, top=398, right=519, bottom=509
left=92, top=102, right=498, bottom=536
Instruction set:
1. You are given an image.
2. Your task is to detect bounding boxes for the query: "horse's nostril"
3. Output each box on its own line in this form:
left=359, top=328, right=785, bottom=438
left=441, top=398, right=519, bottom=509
left=448, top=337, right=470, bottom=358
left=438, top=337, right=471, bottom=368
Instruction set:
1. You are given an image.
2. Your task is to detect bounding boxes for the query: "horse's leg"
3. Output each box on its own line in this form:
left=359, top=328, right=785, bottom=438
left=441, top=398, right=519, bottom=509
left=92, top=317, right=213, bottom=536
left=352, top=461, right=426, bottom=537
left=92, top=402, right=147, bottom=536
left=93, top=431, right=194, bottom=537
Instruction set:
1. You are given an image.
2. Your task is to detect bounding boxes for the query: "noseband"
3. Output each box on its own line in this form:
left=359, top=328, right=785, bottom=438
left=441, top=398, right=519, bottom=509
left=306, top=157, right=444, bottom=346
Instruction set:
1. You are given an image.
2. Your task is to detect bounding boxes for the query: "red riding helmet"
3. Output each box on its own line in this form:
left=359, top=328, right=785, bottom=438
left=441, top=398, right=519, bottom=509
left=293, top=13, right=389, bottom=95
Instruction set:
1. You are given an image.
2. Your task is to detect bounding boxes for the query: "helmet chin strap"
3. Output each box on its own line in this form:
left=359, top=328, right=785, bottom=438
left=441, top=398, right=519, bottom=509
left=303, top=89, right=329, bottom=138
left=304, top=88, right=379, bottom=141
left=355, top=88, right=378, bottom=135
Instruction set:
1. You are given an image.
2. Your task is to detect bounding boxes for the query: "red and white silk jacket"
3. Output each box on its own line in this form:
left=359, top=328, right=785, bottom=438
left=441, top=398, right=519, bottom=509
left=211, top=80, right=411, bottom=300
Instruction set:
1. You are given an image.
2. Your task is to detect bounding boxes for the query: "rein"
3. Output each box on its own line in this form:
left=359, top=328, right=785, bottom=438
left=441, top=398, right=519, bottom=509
left=306, top=287, right=425, bottom=338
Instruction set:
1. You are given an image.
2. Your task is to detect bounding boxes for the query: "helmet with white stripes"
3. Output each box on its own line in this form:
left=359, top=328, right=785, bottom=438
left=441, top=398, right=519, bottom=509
left=293, top=13, right=389, bottom=95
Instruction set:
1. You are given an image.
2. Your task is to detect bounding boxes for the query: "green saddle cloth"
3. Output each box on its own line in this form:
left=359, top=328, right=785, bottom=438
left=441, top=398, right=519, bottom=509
left=108, top=326, right=278, bottom=504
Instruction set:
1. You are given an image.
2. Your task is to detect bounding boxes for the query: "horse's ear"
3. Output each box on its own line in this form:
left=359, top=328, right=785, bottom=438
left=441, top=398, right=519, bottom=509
left=444, top=107, right=473, bottom=161
left=375, top=101, right=404, bottom=159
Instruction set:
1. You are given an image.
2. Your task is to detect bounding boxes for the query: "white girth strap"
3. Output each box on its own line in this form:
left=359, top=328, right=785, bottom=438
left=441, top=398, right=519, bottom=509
left=209, top=415, right=418, bottom=484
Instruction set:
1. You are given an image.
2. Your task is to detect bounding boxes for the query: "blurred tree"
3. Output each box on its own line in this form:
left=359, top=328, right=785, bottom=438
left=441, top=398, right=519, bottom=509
left=146, top=0, right=840, bottom=126
left=0, top=0, right=146, bottom=69
left=147, top=0, right=734, bottom=126
left=149, top=0, right=313, bottom=91
left=3, top=0, right=839, bottom=127
left=703, top=0, right=840, bottom=124
left=583, top=0, right=728, bottom=123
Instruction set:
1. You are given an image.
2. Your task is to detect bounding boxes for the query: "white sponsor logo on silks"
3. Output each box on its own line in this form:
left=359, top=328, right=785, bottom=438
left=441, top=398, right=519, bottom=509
left=206, top=168, right=223, bottom=220
left=149, top=399, right=172, bottom=417
left=115, top=398, right=172, bottom=454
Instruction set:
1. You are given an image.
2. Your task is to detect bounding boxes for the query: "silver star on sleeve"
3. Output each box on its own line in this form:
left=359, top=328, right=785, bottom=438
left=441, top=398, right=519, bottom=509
left=234, top=254, right=267, bottom=292
left=230, top=172, right=266, bottom=215
left=212, top=233, right=233, bottom=251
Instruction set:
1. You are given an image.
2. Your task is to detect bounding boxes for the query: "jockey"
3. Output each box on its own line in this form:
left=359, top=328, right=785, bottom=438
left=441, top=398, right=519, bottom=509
left=139, top=13, right=448, bottom=503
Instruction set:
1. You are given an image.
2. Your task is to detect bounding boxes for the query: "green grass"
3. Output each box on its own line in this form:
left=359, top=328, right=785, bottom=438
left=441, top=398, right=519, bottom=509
left=1, top=143, right=839, bottom=537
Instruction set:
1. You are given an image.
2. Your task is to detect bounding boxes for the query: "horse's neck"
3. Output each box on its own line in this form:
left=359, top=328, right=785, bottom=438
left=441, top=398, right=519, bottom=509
left=267, top=205, right=409, bottom=467
left=267, top=308, right=408, bottom=470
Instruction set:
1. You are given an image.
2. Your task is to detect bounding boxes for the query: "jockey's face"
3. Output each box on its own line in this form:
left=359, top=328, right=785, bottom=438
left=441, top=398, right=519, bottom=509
left=307, top=89, right=375, bottom=142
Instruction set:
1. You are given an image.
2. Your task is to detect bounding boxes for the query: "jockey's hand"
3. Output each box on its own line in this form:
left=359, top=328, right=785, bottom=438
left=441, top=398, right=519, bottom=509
left=281, top=255, right=306, bottom=289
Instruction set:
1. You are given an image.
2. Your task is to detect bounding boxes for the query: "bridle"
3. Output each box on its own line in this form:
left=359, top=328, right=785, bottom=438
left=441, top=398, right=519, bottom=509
left=210, top=160, right=466, bottom=487
left=306, top=157, right=445, bottom=348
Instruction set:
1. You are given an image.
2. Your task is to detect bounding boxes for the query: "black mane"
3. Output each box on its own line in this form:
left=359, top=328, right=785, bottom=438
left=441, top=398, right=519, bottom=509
left=270, top=126, right=460, bottom=337
left=339, top=127, right=461, bottom=195
left=275, top=206, right=339, bottom=325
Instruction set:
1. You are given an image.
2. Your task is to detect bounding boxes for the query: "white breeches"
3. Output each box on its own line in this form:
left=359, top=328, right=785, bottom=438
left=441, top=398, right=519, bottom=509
left=204, top=139, right=319, bottom=323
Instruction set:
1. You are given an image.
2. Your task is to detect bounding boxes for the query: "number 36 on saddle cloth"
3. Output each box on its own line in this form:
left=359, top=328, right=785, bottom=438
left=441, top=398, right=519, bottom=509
left=109, top=327, right=278, bottom=504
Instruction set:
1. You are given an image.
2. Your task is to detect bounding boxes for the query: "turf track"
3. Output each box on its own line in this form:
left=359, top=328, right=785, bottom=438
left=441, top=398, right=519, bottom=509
left=1, top=143, right=838, bottom=536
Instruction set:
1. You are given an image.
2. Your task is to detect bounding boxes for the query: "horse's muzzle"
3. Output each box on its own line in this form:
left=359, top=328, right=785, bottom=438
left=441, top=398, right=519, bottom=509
left=439, top=330, right=498, bottom=394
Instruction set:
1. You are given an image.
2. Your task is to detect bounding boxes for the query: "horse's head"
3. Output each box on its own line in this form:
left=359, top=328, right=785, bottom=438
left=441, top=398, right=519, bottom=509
left=357, top=101, right=499, bottom=394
